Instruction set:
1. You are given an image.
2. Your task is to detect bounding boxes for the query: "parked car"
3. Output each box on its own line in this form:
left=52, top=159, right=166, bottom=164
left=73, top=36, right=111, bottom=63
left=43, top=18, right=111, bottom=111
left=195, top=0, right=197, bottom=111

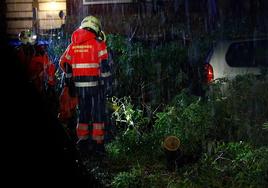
left=203, top=38, right=268, bottom=83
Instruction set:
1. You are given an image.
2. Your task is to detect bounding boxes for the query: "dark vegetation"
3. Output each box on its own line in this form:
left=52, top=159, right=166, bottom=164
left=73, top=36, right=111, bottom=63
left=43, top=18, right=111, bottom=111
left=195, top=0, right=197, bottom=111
left=44, top=31, right=268, bottom=187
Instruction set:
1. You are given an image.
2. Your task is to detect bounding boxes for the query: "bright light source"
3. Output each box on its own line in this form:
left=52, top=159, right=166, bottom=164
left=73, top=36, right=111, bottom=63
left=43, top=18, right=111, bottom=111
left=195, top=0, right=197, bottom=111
left=49, top=1, right=58, bottom=10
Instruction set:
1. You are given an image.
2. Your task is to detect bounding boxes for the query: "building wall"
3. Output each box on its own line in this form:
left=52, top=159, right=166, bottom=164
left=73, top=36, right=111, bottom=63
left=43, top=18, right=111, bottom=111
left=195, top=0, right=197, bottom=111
left=66, top=0, right=268, bottom=40
left=37, top=0, right=66, bottom=32
left=65, top=0, right=187, bottom=41
left=66, top=0, right=140, bottom=35
left=5, top=0, right=66, bottom=37
left=6, top=0, right=34, bottom=37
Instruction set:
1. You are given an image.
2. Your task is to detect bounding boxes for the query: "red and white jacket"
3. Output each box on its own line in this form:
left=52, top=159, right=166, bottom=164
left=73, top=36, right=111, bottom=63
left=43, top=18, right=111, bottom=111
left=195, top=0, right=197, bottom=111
left=59, top=28, right=110, bottom=89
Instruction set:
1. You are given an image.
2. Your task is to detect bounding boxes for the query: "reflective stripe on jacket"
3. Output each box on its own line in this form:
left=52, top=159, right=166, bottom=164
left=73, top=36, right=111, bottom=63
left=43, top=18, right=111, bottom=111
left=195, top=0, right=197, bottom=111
left=59, top=29, right=108, bottom=77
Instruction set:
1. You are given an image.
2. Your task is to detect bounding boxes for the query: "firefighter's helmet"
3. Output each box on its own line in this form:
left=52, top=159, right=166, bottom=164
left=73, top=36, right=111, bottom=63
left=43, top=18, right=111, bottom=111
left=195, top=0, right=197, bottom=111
left=18, top=29, right=37, bottom=45
left=80, top=16, right=101, bottom=34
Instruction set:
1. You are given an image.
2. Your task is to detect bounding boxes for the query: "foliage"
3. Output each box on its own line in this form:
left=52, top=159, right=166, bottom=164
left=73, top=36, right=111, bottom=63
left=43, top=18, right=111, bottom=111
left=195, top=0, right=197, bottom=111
left=208, top=74, right=268, bottom=146
left=111, top=96, right=149, bottom=134
left=111, top=163, right=180, bottom=188
left=263, top=122, right=268, bottom=131
left=153, top=90, right=213, bottom=156
left=105, top=75, right=268, bottom=187
left=45, top=31, right=268, bottom=187
left=106, top=34, right=189, bottom=109
left=111, top=165, right=143, bottom=188
left=106, top=96, right=155, bottom=163
left=178, top=142, right=268, bottom=188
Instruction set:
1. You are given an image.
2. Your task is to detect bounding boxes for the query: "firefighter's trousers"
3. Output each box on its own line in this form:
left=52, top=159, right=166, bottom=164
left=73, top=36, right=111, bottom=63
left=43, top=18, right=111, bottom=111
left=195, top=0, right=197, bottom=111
left=76, top=85, right=106, bottom=144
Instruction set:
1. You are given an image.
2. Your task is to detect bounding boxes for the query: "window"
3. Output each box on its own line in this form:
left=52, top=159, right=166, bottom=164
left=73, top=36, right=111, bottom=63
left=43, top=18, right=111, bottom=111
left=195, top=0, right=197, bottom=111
left=226, top=39, right=268, bottom=67
left=83, top=0, right=132, bottom=5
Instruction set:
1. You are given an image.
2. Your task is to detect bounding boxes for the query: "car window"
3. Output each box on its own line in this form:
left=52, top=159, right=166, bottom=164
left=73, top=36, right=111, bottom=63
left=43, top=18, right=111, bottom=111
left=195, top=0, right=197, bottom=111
left=225, top=40, right=268, bottom=67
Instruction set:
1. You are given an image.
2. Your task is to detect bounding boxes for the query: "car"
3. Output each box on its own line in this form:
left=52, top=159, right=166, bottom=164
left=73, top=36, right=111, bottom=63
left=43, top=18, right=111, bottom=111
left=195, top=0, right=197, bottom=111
left=203, top=38, right=268, bottom=83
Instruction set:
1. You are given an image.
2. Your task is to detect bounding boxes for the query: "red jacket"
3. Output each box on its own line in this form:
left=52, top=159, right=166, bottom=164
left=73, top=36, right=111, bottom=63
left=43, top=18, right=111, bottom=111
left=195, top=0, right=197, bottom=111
left=17, top=44, right=56, bottom=91
left=30, top=54, right=56, bottom=86
left=58, top=86, right=78, bottom=122
left=59, top=28, right=108, bottom=77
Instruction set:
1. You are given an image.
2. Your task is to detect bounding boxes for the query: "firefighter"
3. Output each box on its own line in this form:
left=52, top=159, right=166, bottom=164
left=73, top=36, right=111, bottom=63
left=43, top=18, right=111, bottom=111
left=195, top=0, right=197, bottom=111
left=17, top=29, right=56, bottom=95
left=59, top=16, right=112, bottom=156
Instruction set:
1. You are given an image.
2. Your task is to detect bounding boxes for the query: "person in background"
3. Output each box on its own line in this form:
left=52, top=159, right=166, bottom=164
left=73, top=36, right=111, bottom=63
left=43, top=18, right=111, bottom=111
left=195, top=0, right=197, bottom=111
left=59, top=15, right=112, bottom=157
left=58, top=10, right=67, bottom=38
left=16, top=29, right=56, bottom=96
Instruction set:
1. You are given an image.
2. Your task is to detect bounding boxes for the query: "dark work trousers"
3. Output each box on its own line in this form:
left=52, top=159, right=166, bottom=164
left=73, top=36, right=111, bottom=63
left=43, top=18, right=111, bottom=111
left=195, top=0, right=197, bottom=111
left=76, top=85, right=105, bottom=143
